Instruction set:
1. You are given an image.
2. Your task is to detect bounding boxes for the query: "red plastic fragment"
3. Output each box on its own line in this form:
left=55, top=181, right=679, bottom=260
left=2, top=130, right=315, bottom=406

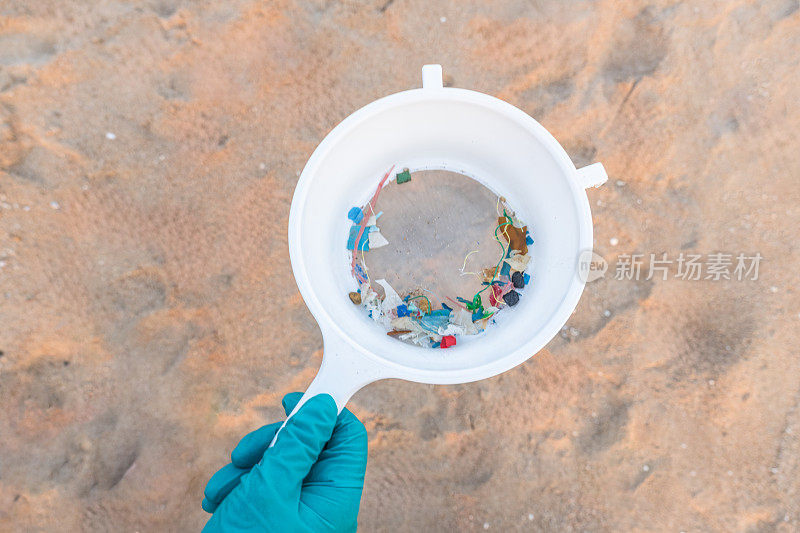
left=489, top=284, right=503, bottom=307
left=440, top=335, right=457, bottom=349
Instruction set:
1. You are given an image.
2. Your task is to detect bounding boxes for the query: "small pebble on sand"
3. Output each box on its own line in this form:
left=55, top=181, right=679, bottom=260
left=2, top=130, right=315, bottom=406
left=528, top=514, right=534, bottom=521
left=50, top=201, right=60, bottom=210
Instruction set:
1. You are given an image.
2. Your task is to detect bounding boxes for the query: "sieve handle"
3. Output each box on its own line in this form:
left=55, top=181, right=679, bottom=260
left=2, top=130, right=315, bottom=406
left=268, top=331, right=386, bottom=447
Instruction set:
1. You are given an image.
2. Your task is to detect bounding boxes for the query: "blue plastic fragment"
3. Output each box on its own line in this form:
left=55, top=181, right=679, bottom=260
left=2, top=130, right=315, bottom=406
left=396, top=304, right=410, bottom=317
left=472, top=310, right=483, bottom=322
left=523, top=273, right=531, bottom=284
left=500, top=262, right=511, bottom=277
left=347, top=207, right=363, bottom=224
left=441, top=302, right=452, bottom=312
left=431, top=341, right=441, bottom=349
left=525, top=233, right=533, bottom=245
left=430, top=309, right=450, bottom=317
left=420, top=315, right=449, bottom=332
left=347, top=225, right=371, bottom=251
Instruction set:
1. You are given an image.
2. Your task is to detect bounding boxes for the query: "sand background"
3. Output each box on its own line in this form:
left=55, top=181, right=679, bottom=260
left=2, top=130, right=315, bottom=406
left=1, top=0, right=799, bottom=531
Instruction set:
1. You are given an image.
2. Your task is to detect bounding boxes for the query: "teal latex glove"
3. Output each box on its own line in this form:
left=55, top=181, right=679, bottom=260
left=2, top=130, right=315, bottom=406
left=202, top=393, right=367, bottom=533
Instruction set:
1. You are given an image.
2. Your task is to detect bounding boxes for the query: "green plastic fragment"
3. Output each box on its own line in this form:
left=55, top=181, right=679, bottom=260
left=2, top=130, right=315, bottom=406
left=465, top=294, right=482, bottom=311
left=396, top=168, right=411, bottom=184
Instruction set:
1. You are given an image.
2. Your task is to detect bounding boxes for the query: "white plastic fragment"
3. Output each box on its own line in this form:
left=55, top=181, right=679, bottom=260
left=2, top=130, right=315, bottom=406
left=359, top=283, right=385, bottom=323
left=392, top=316, right=442, bottom=346
left=505, top=251, right=530, bottom=271
left=368, top=231, right=389, bottom=249
left=450, top=308, right=479, bottom=335
left=401, top=329, right=438, bottom=346
left=375, top=279, right=403, bottom=315
left=439, top=324, right=466, bottom=336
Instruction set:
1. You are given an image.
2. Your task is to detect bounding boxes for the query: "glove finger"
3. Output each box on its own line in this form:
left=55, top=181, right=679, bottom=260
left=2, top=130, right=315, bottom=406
left=204, top=463, right=250, bottom=506
left=299, top=408, right=367, bottom=531
left=257, top=394, right=338, bottom=495
left=201, top=497, right=218, bottom=514
left=281, top=391, right=303, bottom=415
left=228, top=392, right=302, bottom=469
left=305, top=406, right=368, bottom=486
left=230, top=422, right=282, bottom=468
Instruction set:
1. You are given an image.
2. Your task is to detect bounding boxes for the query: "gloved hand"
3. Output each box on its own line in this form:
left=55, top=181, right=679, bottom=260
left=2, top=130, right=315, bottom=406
left=202, top=392, right=367, bottom=532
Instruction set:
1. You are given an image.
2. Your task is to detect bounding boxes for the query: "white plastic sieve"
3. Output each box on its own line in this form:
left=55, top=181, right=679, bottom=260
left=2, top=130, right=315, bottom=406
left=281, top=64, right=607, bottom=423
